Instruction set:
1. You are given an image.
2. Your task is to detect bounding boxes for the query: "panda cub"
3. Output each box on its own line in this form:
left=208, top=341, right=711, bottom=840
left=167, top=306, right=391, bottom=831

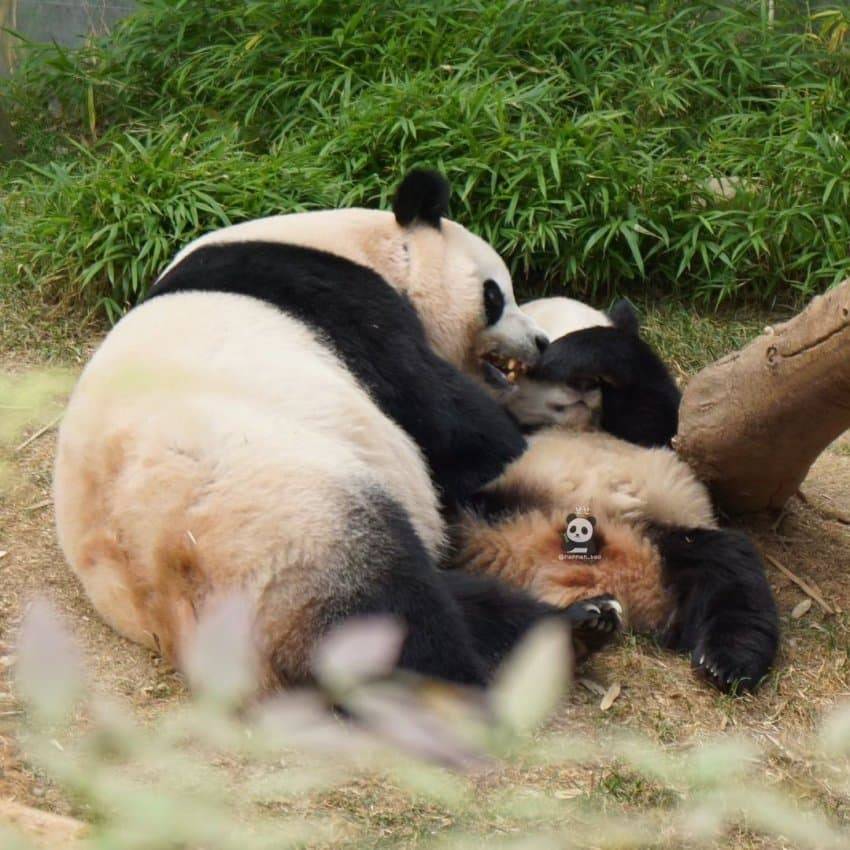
left=452, top=297, right=779, bottom=691
left=514, top=297, right=680, bottom=448
left=54, top=171, right=620, bottom=693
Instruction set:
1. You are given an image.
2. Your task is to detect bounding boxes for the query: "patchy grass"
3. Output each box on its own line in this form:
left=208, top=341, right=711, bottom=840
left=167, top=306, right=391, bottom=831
left=639, top=298, right=781, bottom=378
left=0, top=283, right=103, bottom=365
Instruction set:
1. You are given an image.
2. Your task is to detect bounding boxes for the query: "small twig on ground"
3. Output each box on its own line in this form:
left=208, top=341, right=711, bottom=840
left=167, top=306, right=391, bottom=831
left=764, top=553, right=834, bottom=615
left=600, top=682, right=621, bottom=711
left=578, top=677, right=607, bottom=697
left=14, top=412, right=62, bottom=453
left=772, top=504, right=791, bottom=534
left=23, top=499, right=52, bottom=513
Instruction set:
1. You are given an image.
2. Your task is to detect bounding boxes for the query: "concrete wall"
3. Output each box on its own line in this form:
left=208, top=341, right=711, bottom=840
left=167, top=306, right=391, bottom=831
left=1, top=0, right=135, bottom=74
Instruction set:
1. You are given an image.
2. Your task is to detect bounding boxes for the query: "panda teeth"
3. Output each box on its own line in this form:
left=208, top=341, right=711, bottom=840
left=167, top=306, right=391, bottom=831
left=506, top=359, right=520, bottom=384
left=482, top=353, right=529, bottom=385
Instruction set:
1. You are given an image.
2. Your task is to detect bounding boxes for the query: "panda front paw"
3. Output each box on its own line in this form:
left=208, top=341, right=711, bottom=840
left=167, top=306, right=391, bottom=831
left=691, top=614, right=778, bottom=693
left=562, top=595, right=623, bottom=659
left=608, top=482, right=645, bottom=522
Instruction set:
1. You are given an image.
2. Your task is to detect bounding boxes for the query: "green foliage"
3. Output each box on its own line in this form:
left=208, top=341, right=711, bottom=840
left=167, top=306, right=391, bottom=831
left=3, top=127, right=339, bottom=319
left=2, top=0, right=850, bottom=315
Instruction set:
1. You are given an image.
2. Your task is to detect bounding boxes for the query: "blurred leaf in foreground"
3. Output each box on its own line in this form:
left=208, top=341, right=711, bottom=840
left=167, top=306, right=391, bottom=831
left=15, top=597, right=84, bottom=725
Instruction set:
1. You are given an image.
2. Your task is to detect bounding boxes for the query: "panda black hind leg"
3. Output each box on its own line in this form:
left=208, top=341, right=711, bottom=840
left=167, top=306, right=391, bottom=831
left=292, top=489, right=490, bottom=687
left=654, top=527, right=779, bottom=692
left=439, top=570, right=622, bottom=672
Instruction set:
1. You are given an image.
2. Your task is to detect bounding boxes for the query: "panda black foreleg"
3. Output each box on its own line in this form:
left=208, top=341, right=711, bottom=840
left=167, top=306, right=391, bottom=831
left=438, top=570, right=622, bottom=673
left=654, top=527, right=779, bottom=692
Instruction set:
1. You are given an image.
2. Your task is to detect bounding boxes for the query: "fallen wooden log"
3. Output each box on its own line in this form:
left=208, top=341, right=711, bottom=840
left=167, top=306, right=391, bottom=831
left=675, top=278, right=850, bottom=513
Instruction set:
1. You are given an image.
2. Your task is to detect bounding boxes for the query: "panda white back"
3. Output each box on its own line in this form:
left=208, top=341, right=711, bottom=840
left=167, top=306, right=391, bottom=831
left=54, top=291, right=444, bottom=682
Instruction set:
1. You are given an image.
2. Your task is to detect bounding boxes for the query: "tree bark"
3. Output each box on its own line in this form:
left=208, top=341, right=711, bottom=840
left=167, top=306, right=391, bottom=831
left=675, top=278, right=850, bottom=514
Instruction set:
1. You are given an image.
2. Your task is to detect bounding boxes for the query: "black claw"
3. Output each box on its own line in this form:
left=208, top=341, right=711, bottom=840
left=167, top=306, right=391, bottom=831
left=693, top=648, right=759, bottom=694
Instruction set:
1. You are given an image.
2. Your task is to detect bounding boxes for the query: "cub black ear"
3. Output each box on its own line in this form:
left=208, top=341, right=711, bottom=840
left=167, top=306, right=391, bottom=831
left=566, top=512, right=577, bottom=523
left=393, top=169, right=450, bottom=229
left=608, top=298, right=640, bottom=336
left=589, top=516, right=596, bottom=527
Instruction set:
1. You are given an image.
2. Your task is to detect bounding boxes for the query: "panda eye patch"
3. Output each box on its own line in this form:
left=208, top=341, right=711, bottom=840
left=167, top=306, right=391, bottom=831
left=483, top=279, right=505, bottom=326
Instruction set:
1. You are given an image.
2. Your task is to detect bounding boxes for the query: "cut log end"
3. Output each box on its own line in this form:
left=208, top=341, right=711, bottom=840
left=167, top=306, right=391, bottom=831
left=676, top=279, right=850, bottom=514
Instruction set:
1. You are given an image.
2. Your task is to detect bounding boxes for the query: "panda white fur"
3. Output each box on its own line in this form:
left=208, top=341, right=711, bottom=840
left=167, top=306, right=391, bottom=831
left=450, top=296, right=779, bottom=691
left=54, top=171, right=620, bottom=691
left=520, top=295, right=610, bottom=339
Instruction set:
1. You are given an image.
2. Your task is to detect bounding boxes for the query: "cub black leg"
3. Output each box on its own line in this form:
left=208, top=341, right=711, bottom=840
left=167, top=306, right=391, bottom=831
left=438, top=570, right=622, bottom=674
left=654, top=527, right=779, bottom=692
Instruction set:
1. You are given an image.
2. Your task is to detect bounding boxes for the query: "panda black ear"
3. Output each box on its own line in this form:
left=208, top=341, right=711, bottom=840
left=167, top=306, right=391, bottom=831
left=393, top=169, right=450, bottom=229
left=608, top=298, right=640, bottom=336
left=589, top=516, right=596, bottom=527
left=566, top=513, right=577, bottom=523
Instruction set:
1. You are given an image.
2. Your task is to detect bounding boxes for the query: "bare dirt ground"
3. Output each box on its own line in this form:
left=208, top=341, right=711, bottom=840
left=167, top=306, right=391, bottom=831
left=2, top=343, right=850, bottom=846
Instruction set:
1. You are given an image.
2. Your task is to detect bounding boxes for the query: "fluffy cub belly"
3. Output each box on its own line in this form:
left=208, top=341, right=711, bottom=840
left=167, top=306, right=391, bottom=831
left=498, top=429, right=716, bottom=529
left=452, top=508, right=671, bottom=633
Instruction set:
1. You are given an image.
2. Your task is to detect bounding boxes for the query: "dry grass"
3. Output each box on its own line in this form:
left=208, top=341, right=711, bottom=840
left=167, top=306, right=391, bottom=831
left=2, top=337, right=850, bottom=848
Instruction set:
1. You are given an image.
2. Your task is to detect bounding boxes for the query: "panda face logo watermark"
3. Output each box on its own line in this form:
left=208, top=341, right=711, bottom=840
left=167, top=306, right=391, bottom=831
left=561, top=511, right=601, bottom=561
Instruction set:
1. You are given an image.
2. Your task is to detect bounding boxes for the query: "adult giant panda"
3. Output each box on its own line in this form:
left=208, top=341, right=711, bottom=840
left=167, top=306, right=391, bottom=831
left=451, top=296, right=779, bottom=691
left=53, top=171, right=621, bottom=691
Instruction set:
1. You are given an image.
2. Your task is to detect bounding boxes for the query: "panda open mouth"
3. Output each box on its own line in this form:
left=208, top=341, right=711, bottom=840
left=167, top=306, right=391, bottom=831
left=481, top=351, right=530, bottom=388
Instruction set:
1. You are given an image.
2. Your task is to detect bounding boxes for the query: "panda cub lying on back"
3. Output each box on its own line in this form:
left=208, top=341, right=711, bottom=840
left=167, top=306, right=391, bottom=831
left=452, top=296, right=779, bottom=691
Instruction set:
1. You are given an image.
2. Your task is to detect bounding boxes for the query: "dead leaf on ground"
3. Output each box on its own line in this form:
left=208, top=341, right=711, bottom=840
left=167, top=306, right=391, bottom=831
left=792, top=599, right=813, bottom=619
left=600, top=683, right=621, bottom=711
